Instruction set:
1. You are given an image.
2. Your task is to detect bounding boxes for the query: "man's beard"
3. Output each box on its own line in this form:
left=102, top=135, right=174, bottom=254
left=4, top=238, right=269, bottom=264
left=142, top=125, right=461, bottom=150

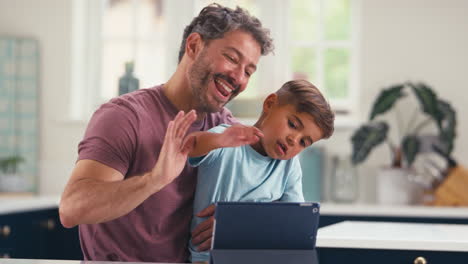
left=189, top=51, right=240, bottom=113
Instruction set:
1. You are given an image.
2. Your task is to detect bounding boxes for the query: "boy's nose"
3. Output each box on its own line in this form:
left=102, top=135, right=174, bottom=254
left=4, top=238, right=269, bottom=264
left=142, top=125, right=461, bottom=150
left=286, top=134, right=299, bottom=146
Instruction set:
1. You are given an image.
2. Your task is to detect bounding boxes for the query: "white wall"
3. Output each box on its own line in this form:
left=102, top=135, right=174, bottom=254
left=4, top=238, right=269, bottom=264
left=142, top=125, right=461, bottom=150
left=322, top=0, right=468, bottom=202
left=0, top=0, right=86, bottom=194
left=0, top=0, right=467, bottom=201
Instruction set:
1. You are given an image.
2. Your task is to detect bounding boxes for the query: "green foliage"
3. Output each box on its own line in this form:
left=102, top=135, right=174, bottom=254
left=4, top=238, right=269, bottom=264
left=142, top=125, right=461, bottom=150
left=351, top=122, right=389, bottom=164
left=0, top=156, right=24, bottom=174
left=410, top=83, right=439, bottom=120
left=436, top=100, right=456, bottom=154
left=351, top=81, right=457, bottom=168
left=369, top=84, right=405, bottom=120
left=402, top=135, right=420, bottom=165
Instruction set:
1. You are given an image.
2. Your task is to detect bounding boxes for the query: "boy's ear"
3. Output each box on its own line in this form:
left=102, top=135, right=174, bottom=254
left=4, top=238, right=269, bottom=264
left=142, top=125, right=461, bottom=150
left=185, top=33, right=204, bottom=60
left=262, top=94, right=278, bottom=113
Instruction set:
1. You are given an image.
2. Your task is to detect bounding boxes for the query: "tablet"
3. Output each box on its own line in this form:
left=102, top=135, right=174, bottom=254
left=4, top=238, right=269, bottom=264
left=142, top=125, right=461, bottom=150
left=211, top=202, right=320, bottom=250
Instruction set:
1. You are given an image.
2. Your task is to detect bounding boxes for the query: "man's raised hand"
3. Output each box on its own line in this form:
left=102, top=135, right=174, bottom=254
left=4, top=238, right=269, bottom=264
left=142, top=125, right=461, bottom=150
left=150, top=110, right=197, bottom=190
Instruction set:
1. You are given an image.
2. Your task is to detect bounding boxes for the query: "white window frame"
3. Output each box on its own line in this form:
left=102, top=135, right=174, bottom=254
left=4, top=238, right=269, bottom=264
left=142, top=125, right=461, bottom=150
left=70, top=0, right=360, bottom=127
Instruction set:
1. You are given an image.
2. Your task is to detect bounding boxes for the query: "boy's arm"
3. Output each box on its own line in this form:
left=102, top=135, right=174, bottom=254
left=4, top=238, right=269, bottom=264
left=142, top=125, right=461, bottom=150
left=186, top=124, right=264, bottom=158
left=186, top=131, right=224, bottom=158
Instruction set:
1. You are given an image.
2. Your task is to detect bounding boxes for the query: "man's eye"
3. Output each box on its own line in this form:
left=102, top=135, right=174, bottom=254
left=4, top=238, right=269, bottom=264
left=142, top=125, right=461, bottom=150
left=288, top=120, right=296, bottom=129
left=225, top=54, right=236, bottom=63
left=245, top=71, right=252, bottom=77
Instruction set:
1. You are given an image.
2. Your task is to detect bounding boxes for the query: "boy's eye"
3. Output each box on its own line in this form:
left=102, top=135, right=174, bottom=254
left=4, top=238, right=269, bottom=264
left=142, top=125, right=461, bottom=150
left=300, top=139, right=306, bottom=147
left=288, top=120, right=296, bottom=129
left=245, top=70, right=252, bottom=77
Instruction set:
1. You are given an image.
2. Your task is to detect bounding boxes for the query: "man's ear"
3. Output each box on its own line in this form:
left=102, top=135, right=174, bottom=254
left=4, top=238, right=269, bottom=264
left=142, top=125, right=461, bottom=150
left=185, top=33, right=204, bottom=60
left=262, top=94, right=278, bottom=113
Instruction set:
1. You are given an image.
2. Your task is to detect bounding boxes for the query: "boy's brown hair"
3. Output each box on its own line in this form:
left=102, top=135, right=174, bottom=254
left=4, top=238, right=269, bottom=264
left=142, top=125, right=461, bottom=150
left=276, top=79, right=335, bottom=139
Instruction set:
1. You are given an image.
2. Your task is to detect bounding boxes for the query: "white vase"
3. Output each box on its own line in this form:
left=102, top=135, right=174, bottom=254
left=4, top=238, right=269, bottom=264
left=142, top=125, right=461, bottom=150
left=0, top=174, right=29, bottom=192
left=376, top=168, right=419, bottom=205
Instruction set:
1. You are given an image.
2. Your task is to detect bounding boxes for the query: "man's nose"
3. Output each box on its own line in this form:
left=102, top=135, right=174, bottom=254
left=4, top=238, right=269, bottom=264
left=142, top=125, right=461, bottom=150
left=228, top=66, right=247, bottom=92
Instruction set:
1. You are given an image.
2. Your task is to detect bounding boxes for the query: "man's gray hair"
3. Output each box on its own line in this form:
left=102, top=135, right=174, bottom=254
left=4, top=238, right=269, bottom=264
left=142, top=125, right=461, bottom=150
left=178, top=3, right=274, bottom=62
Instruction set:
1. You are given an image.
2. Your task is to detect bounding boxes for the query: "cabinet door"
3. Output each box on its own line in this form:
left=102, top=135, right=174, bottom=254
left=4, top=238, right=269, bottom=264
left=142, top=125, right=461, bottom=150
left=0, top=210, right=45, bottom=259
left=0, top=214, right=15, bottom=258
left=42, top=208, right=83, bottom=260
left=0, top=208, right=83, bottom=260
left=318, top=247, right=468, bottom=264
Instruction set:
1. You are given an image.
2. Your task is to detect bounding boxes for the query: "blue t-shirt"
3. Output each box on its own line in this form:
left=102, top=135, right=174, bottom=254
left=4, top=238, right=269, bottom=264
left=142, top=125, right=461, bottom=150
left=188, top=124, right=304, bottom=262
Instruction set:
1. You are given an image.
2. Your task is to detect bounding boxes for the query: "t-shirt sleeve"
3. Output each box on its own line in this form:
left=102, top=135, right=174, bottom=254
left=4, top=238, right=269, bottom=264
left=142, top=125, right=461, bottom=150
left=188, top=124, right=229, bottom=167
left=77, top=103, right=137, bottom=176
left=280, top=158, right=305, bottom=202
left=220, top=107, right=240, bottom=125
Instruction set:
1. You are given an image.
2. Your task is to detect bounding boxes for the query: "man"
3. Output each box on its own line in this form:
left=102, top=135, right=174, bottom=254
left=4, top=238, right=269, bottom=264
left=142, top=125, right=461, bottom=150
left=59, top=3, right=274, bottom=263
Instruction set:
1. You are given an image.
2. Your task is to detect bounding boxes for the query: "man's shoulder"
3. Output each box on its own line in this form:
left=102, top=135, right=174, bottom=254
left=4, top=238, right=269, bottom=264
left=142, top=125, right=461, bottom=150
left=102, top=85, right=173, bottom=117
left=205, top=107, right=238, bottom=128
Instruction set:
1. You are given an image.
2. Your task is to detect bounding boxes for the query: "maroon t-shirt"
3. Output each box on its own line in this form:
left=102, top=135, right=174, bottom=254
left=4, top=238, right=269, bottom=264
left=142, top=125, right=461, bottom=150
left=77, top=85, right=236, bottom=262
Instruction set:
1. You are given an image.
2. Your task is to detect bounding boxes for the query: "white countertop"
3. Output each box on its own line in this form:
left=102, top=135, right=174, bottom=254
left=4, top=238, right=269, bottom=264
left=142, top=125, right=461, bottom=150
left=0, top=195, right=59, bottom=214
left=317, top=221, right=468, bottom=252
left=320, top=202, right=468, bottom=219
left=1, top=195, right=468, bottom=218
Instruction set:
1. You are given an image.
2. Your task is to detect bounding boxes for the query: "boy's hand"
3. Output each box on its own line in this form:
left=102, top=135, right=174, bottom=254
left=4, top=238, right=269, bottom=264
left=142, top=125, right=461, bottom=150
left=219, top=124, right=264, bottom=148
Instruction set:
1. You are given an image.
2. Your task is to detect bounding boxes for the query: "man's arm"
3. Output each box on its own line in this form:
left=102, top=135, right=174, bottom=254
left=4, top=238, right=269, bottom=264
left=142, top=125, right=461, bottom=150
left=59, top=110, right=197, bottom=228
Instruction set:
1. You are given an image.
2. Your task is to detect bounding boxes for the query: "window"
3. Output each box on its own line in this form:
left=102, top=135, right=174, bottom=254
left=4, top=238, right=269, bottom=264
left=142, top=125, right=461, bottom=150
left=100, top=0, right=166, bottom=100
left=289, top=0, right=358, bottom=115
left=71, top=0, right=358, bottom=123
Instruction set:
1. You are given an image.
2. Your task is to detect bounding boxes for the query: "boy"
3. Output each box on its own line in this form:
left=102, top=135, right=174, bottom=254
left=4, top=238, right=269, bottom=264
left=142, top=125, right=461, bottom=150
left=186, top=79, right=334, bottom=262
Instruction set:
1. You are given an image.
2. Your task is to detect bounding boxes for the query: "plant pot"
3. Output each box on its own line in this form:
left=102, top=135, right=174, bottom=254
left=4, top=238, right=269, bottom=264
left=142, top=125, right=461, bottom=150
left=0, top=174, right=29, bottom=192
left=376, top=168, right=420, bottom=205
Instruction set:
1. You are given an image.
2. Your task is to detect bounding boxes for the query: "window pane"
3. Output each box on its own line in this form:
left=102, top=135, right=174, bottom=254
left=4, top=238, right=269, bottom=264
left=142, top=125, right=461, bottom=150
left=196, top=0, right=259, bottom=17
left=100, top=40, right=133, bottom=99
left=102, top=0, right=134, bottom=38
left=290, top=0, right=319, bottom=42
left=135, top=41, right=167, bottom=88
left=236, top=70, right=259, bottom=100
left=292, top=47, right=317, bottom=82
left=324, top=0, right=351, bottom=41
left=135, top=0, right=165, bottom=38
left=324, top=48, right=350, bottom=99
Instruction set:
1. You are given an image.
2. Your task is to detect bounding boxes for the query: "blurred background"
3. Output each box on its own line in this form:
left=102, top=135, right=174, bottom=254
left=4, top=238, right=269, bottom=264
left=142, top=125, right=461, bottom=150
left=0, top=0, right=467, bottom=205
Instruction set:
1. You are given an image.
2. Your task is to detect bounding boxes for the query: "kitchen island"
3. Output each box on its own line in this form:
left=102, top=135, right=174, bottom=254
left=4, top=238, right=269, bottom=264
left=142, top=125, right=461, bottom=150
left=317, top=221, right=468, bottom=264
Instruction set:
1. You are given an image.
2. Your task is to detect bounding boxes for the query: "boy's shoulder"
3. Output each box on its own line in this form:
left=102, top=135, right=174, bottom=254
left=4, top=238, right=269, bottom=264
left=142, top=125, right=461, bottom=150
left=208, top=123, right=231, bottom=133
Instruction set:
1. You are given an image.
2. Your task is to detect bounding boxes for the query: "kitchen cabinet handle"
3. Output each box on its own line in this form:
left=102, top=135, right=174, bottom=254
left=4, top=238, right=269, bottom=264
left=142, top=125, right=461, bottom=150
left=41, top=219, right=56, bottom=231
left=414, top=256, right=427, bottom=264
left=0, top=225, right=11, bottom=237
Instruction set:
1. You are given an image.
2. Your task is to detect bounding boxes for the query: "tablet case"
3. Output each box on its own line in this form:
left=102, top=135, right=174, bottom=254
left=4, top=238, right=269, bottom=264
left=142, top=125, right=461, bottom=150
left=210, top=202, right=320, bottom=264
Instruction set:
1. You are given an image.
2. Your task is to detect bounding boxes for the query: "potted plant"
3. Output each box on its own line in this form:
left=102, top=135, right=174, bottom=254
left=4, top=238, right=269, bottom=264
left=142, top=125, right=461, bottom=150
left=0, top=155, right=25, bottom=192
left=351, top=82, right=456, bottom=204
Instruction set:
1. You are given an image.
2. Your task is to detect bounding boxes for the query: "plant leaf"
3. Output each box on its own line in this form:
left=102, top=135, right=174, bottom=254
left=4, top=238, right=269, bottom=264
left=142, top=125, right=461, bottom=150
left=410, top=82, right=439, bottom=121
left=351, top=121, right=389, bottom=165
left=369, top=84, right=406, bottom=120
left=436, top=99, right=456, bottom=155
left=402, top=135, right=420, bottom=166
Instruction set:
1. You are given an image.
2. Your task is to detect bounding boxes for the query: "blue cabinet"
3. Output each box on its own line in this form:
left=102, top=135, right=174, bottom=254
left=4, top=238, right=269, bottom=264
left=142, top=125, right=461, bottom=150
left=0, top=208, right=82, bottom=260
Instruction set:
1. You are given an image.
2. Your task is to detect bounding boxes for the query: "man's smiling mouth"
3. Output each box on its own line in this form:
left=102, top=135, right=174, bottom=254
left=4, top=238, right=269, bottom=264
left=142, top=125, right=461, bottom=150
left=214, top=78, right=234, bottom=97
